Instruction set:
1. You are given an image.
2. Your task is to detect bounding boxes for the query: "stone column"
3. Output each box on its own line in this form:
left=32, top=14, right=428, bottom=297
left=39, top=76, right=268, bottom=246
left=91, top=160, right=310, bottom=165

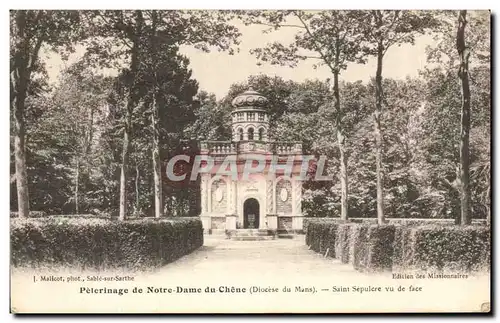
left=226, top=176, right=231, bottom=214
left=200, top=175, right=208, bottom=214
left=225, top=214, right=237, bottom=231
left=232, top=180, right=237, bottom=214
left=266, top=180, right=273, bottom=214
left=232, top=180, right=238, bottom=229
left=295, top=179, right=302, bottom=216
left=200, top=175, right=211, bottom=233
left=292, top=179, right=303, bottom=231
left=207, top=176, right=212, bottom=214
left=266, top=214, right=278, bottom=230
left=201, top=217, right=211, bottom=233
left=272, top=180, right=276, bottom=214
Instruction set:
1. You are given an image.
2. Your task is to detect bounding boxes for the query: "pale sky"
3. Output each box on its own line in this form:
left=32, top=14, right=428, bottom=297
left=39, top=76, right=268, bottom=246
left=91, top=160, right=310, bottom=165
left=46, top=19, right=434, bottom=100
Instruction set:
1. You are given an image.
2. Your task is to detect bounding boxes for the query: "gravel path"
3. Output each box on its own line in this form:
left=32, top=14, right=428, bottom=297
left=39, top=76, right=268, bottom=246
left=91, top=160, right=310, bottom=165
left=11, top=235, right=490, bottom=313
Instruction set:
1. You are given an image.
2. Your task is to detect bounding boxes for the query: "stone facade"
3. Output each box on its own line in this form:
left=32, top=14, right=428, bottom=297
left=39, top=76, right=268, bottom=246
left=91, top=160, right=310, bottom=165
left=199, top=89, right=304, bottom=233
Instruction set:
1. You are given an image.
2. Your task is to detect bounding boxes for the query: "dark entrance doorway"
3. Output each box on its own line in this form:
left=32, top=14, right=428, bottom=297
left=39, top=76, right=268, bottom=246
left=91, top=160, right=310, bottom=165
left=243, top=198, right=260, bottom=229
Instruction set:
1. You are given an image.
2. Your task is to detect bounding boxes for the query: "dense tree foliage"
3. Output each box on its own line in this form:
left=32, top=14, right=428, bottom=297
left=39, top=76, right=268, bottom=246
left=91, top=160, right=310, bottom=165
left=10, top=10, right=84, bottom=217
left=10, top=10, right=490, bottom=223
left=242, top=10, right=370, bottom=220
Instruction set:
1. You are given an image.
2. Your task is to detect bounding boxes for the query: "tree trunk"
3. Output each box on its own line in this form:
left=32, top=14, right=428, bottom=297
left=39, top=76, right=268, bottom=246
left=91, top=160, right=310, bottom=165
left=150, top=11, right=163, bottom=219
left=119, top=122, right=130, bottom=221
left=374, top=41, right=385, bottom=225
left=86, top=106, right=94, bottom=175
left=118, top=10, right=143, bottom=221
left=135, top=163, right=140, bottom=214
left=13, top=93, right=30, bottom=218
left=75, top=157, right=79, bottom=214
left=152, top=92, right=163, bottom=218
left=11, top=11, right=32, bottom=218
left=456, top=10, right=471, bottom=225
left=333, top=71, right=348, bottom=220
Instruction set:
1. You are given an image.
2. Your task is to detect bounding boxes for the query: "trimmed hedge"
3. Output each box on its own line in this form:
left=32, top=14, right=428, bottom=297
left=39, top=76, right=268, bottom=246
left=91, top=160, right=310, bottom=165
left=353, top=225, right=395, bottom=272
left=10, top=211, right=48, bottom=218
left=392, top=225, right=414, bottom=271
left=387, top=219, right=487, bottom=226
left=303, top=217, right=342, bottom=235
left=392, top=225, right=490, bottom=272
left=335, top=223, right=352, bottom=264
left=306, top=219, right=490, bottom=273
left=303, top=217, right=487, bottom=231
left=306, top=221, right=338, bottom=258
left=11, top=216, right=203, bottom=270
left=351, top=225, right=369, bottom=269
left=10, top=212, right=115, bottom=219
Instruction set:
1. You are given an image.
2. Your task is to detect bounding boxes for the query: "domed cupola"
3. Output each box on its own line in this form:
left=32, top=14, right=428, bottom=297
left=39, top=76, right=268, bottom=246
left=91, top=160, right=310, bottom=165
left=231, top=88, right=270, bottom=143
left=231, top=88, right=269, bottom=109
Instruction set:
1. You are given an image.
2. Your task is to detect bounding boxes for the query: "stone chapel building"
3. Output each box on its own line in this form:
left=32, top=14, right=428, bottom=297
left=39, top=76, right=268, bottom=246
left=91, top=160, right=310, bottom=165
left=199, top=89, right=305, bottom=234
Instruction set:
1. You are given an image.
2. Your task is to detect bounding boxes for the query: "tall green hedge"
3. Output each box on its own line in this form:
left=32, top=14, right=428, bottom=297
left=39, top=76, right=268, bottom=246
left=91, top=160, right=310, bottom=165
left=392, top=225, right=490, bottom=272
left=303, top=217, right=341, bottom=234
left=306, top=220, right=490, bottom=273
left=351, top=225, right=369, bottom=269
left=335, top=223, right=352, bottom=264
left=306, top=221, right=338, bottom=258
left=10, top=211, right=48, bottom=218
left=303, top=217, right=487, bottom=232
left=353, top=225, right=395, bottom=272
left=11, top=217, right=203, bottom=270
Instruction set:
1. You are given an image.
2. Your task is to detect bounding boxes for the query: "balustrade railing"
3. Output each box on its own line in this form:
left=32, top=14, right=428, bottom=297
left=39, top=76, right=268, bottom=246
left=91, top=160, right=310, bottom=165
left=272, top=142, right=302, bottom=154
left=200, top=141, right=235, bottom=155
left=200, top=140, right=302, bottom=155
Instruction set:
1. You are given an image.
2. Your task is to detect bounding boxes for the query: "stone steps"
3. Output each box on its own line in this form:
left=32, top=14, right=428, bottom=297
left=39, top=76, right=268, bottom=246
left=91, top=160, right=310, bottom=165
left=231, top=235, right=276, bottom=241
left=209, top=229, right=226, bottom=236
left=277, top=234, right=296, bottom=239
left=229, top=229, right=276, bottom=241
left=231, top=229, right=273, bottom=237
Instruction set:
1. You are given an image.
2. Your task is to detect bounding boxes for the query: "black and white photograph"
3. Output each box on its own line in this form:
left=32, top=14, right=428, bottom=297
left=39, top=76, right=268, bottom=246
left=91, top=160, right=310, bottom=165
left=9, top=8, right=491, bottom=314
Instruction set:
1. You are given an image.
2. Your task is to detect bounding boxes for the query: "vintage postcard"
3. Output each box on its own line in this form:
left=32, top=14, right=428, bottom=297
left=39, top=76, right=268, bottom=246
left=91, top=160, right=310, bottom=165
left=10, top=9, right=491, bottom=314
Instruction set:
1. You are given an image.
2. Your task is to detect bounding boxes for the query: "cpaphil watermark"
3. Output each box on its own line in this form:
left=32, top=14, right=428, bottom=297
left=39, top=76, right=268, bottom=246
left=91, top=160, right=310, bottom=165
left=164, top=154, right=332, bottom=184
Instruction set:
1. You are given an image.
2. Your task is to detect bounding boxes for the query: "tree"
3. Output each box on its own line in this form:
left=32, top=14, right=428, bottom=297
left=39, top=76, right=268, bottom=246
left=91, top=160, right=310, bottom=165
left=243, top=10, right=368, bottom=220
left=184, top=91, right=231, bottom=141
left=10, top=10, right=82, bottom=217
left=50, top=61, right=112, bottom=214
left=11, top=94, right=75, bottom=214
left=361, top=10, right=440, bottom=224
left=374, top=78, right=425, bottom=217
left=422, top=11, right=490, bottom=223
left=456, top=10, right=471, bottom=225
left=86, top=10, right=240, bottom=220
left=146, top=52, right=198, bottom=218
left=115, top=11, right=144, bottom=221
left=147, top=10, right=164, bottom=219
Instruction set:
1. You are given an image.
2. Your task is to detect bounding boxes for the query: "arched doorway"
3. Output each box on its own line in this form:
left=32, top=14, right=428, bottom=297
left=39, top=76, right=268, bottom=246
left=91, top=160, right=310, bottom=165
left=243, top=198, right=260, bottom=229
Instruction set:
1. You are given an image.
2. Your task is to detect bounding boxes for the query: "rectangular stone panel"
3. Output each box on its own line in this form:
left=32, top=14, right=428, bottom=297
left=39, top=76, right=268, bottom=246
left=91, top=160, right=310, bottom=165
left=278, top=217, right=293, bottom=231
left=211, top=216, right=226, bottom=229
